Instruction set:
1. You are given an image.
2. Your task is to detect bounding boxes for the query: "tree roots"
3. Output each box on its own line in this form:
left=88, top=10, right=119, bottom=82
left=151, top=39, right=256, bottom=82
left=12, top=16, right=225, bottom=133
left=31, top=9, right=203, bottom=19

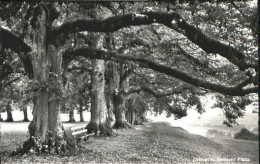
left=113, top=121, right=132, bottom=129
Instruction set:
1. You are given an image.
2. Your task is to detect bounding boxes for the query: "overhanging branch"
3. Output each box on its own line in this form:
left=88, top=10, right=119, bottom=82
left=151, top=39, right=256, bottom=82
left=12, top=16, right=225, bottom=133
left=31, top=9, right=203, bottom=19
left=0, top=27, right=31, bottom=54
left=63, top=47, right=257, bottom=96
left=0, top=27, right=33, bottom=78
left=51, top=11, right=257, bottom=71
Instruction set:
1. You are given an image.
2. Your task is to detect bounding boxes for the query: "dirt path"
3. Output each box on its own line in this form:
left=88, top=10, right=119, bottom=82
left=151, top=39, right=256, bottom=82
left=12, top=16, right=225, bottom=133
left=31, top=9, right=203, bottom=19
left=77, top=122, right=258, bottom=163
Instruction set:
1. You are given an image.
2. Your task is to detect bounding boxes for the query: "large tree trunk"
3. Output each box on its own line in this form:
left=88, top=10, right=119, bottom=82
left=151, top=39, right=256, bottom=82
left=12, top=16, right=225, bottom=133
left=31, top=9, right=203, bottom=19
left=12, top=5, right=74, bottom=156
left=113, top=63, right=132, bottom=129
left=5, top=101, right=13, bottom=122
left=86, top=33, right=113, bottom=137
left=23, top=106, right=29, bottom=122
left=105, top=61, right=116, bottom=125
left=113, top=94, right=131, bottom=129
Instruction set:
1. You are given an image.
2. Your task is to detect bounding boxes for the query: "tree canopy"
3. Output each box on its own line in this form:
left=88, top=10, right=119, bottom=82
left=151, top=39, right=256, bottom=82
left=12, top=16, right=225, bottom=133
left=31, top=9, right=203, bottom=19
left=0, top=0, right=258, bottom=155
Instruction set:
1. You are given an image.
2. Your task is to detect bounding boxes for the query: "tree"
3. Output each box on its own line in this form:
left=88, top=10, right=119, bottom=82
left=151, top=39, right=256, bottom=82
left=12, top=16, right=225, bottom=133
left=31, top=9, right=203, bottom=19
left=86, top=33, right=113, bottom=136
left=1, top=3, right=75, bottom=155
left=234, top=128, right=258, bottom=141
left=112, top=62, right=132, bottom=128
left=0, top=1, right=257, bottom=155
left=0, top=76, right=24, bottom=122
left=5, top=100, right=13, bottom=122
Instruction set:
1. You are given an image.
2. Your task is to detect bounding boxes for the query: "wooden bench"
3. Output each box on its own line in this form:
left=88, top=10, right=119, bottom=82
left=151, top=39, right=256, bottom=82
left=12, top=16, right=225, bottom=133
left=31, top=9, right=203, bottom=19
left=71, top=125, right=94, bottom=142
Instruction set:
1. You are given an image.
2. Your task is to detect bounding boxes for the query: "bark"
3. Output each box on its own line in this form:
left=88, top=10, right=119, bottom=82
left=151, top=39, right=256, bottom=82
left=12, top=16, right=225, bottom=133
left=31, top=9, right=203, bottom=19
left=11, top=5, right=75, bottom=156
left=63, top=47, right=257, bottom=96
left=86, top=33, right=113, bottom=137
left=5, top=102, right=13, bottom=122
left=113, top=63, right=132, bottom=129
left=23, top=107, right=29, bottom=122
left=105, top=61, right=116, bottom=125
left=113, top=94, right=131, bottom=129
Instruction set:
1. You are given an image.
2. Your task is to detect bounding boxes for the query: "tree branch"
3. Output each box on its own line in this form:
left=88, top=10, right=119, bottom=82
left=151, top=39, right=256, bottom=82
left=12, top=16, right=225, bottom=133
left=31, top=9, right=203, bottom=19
left=176, top=44, right=217, bottom=75
left=63, top=47, right=257, bottom=96
left=0, top=27, right=31, bottom=54
left=175, top=18, right=257, bottom=71
left=51, top=11, right=256, bottom=71
left=0, top=27, right=33, bottom=78
left=231, top=1, right=246, bottom=18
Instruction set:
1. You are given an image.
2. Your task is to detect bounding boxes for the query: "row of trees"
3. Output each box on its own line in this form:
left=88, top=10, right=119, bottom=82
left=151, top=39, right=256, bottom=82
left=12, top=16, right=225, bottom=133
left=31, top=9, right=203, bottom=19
left=0, top=1, right=257, bottom=155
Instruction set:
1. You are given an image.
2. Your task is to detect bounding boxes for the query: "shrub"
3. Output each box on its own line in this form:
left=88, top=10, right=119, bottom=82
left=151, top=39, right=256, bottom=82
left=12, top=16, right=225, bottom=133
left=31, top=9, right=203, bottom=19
left=234, top=128, right=258, bottom=141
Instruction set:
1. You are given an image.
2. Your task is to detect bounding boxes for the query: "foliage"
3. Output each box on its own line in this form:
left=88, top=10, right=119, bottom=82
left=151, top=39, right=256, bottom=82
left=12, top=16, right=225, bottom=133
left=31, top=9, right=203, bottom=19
left=213, top=94, right=253, bottom=126
left=0, top=1, right=258, bottom=127
left=61, top=59, right=91, bottom=114
left=234, top=128, right=258, bottom=141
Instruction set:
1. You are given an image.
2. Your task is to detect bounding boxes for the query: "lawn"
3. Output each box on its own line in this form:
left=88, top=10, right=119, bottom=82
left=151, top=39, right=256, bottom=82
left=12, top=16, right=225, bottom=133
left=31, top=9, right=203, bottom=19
left=0, top=121, right=258, bottom=163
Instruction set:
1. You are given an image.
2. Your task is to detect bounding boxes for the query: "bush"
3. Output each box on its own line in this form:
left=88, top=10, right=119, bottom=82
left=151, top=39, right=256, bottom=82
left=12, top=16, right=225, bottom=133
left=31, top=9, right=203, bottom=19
left=234, top=128, right=258, bottom=141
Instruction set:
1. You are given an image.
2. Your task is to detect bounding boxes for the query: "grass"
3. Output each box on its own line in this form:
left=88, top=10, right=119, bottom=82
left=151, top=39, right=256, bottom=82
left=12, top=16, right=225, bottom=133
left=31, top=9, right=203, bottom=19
left=0, top=121, right=258, bottom=163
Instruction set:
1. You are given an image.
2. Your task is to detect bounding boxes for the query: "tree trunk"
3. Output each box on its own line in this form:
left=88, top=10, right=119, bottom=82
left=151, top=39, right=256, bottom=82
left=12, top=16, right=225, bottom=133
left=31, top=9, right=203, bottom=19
left=68, top=110, right=75, bottom=122
left=125, top=107, right=134, bottom=125
left=79, top=97, right=84, bottom=122
left=5, top=101, right=13, bottom=122
left=11, top=5, right=75, bottom=156
left=113, top=94, right=131, bottom=129
left=125, top=97, right=147, bottom=125
left=86, top=33, right=113, bottom=137
left=113, top=63, right=132, bottom=129
left=23, top=106, right=29, bottom=122
left=105, top=61, right=116, bottom=125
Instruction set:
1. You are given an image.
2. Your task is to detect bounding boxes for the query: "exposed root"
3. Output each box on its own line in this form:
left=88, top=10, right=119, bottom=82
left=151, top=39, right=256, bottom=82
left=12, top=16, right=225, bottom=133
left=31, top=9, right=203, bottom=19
left=5, top=118, right=14, bottom=122
left=10, top=138, right=34, bottom=156
left=10, top=130, right=78, bottom=156
left=86, top=122, right=99, bottom=135
left=113, top=121, right=132, bottom=129
left=87, top=121, right=113, bottom=137
left=23, top=118, right=29, bottom=122
left=99, top=123, right=113, bottom=137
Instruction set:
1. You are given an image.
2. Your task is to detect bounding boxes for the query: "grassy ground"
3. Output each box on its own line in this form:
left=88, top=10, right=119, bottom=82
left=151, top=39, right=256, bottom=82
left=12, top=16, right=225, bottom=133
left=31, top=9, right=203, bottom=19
left=0, top=121, right=258, bottom=163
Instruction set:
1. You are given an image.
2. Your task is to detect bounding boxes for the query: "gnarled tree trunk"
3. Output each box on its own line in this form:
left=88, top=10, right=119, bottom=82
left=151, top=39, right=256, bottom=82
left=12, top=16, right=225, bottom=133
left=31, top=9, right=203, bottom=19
left=86, top=33, right=113, bottom=136
left=113, top=93, right=131, bottom=128
left=12, top=5, right=74, bottom=156
left=113, top=63, right=132, bottom=129
left=105, top=61, right=116, bottom=126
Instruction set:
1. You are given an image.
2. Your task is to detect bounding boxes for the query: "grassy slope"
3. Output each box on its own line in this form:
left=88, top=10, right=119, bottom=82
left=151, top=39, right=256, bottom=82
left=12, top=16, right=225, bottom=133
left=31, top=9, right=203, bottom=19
left=0, top=122, right=258, bottom=163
